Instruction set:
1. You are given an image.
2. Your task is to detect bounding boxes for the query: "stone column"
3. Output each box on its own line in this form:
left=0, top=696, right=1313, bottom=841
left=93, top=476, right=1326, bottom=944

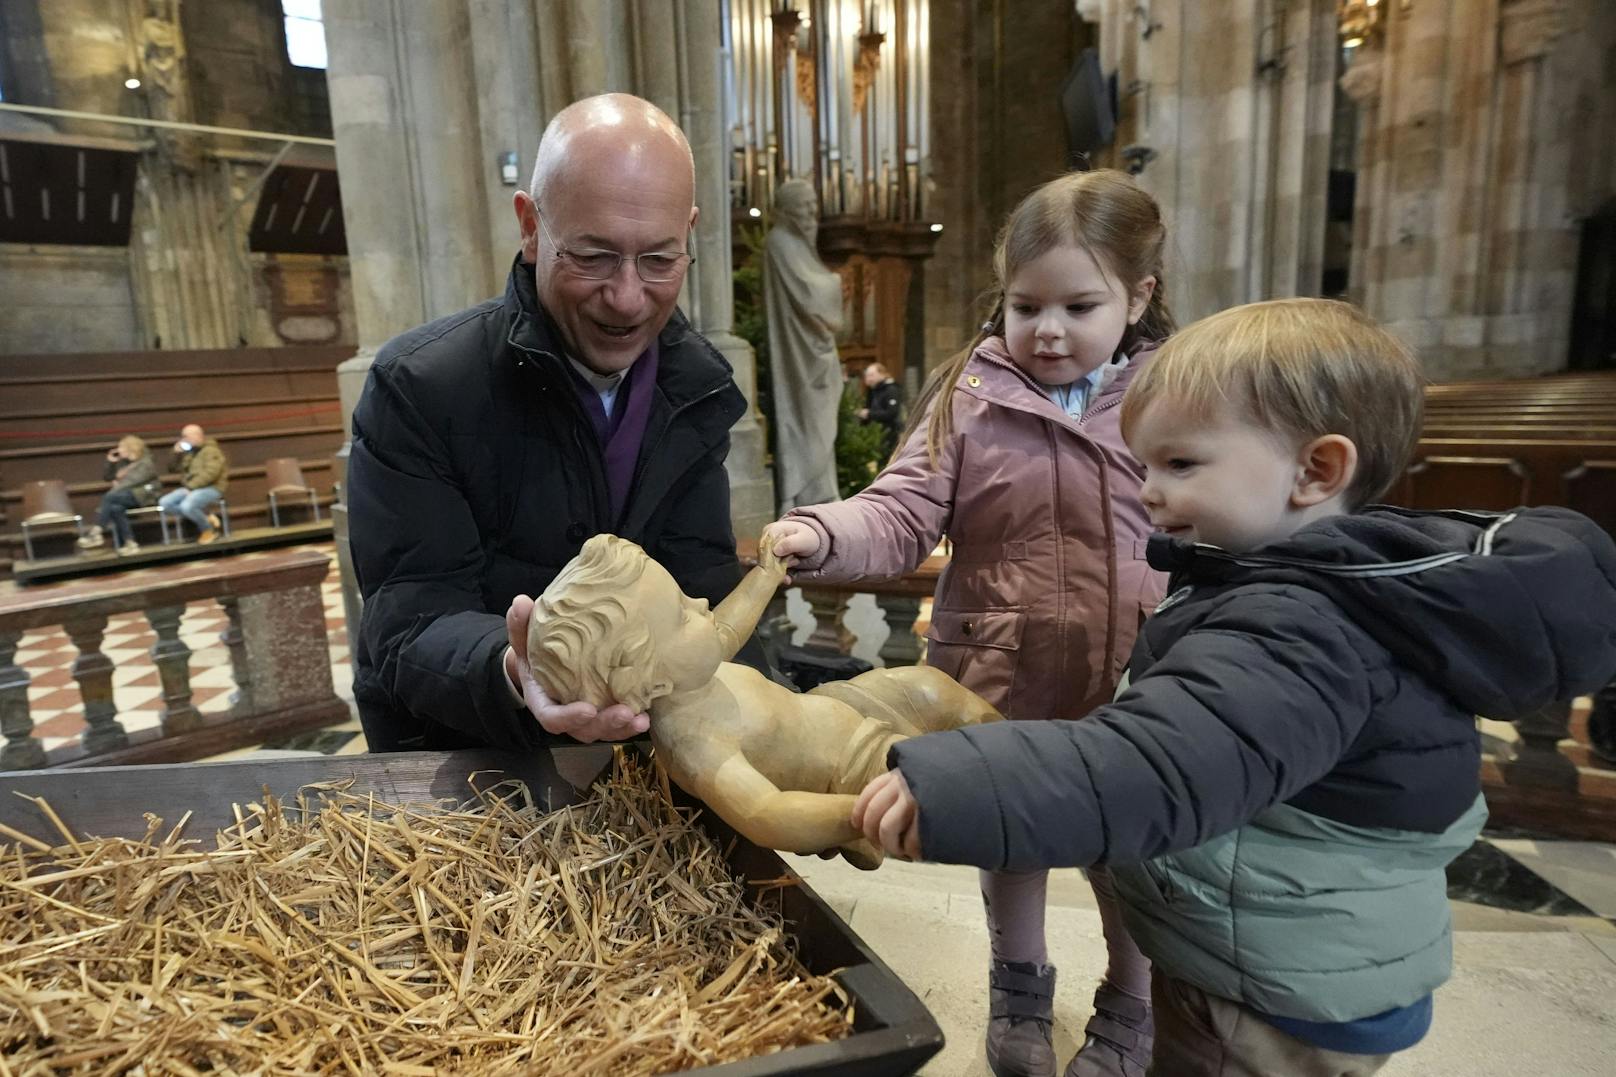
left=1342, top=0, right=1611, bottom=379
left=678, top=0, right=775, bottom=541
left=324, top=0, right=498, bottom=649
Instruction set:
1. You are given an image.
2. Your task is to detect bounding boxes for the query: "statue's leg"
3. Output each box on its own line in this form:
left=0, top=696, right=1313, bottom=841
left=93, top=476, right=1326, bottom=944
left=812, top=665, right=1004, bottom=734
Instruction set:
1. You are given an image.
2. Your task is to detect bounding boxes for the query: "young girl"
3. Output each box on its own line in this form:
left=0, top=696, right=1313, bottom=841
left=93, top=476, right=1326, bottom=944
left=765, top=169, right=1174, bottom=1077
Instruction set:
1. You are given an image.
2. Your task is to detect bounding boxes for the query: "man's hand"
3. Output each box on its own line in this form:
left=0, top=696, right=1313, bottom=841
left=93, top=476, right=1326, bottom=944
left=852, top=769, right=922, bottom=861
left=504, top=595, right=650, bottom=743
left=856, top=407, right=870, bottom=420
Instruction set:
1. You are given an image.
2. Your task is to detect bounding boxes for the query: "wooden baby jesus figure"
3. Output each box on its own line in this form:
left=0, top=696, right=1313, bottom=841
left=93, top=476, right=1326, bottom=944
left=528, top=533, right=1003, bottom=868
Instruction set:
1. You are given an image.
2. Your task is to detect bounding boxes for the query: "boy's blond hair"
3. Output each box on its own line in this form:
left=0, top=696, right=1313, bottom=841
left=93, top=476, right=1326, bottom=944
left=1120, top=298, right=1424, bottom=510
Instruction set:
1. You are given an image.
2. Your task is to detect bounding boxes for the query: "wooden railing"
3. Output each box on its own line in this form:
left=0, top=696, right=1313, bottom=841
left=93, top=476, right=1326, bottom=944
left=0, top=549, right=350, bottom=769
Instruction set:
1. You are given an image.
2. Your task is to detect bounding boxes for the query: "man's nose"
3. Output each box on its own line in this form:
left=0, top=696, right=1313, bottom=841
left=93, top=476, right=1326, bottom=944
left=599, top=260, right=648, bottom=310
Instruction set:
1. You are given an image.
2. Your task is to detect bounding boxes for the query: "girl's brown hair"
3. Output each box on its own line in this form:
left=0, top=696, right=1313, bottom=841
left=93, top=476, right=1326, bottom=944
left=899, top=169, right=1174, bottom=466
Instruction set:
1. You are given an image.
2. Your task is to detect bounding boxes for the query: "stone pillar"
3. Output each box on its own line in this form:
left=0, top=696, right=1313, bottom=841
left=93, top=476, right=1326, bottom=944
left=1089, top=0, right=1337, bottom=320
left=1342, top=0, right=1612, bottom=379
left=678, top=0, right=775, bottom=541
left=324, top=0, right=499, bottom=649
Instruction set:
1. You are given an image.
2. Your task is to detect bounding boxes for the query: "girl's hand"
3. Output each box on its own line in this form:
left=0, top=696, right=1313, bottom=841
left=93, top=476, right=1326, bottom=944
left=761, top=521, right=821, bottom=584
left=852, top=769, right=922, bottom=860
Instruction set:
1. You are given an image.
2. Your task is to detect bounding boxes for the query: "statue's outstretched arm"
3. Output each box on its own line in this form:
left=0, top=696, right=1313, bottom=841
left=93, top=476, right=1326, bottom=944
left=700, top=752, right=860, bottom=853
left=713, top=532, right=788, bottom=660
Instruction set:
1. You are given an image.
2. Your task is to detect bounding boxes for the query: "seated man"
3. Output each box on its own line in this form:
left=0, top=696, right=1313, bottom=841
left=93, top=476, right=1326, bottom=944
left=159, top=423, right=228, bottom=544
left=528, top=532, right=1004, bottom=867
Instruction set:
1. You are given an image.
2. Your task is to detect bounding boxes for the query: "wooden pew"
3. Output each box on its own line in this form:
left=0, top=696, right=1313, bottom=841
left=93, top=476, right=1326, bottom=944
left=1384, top=370, right=1616, bottom=840
left=0, top=346, right=352, bottom=578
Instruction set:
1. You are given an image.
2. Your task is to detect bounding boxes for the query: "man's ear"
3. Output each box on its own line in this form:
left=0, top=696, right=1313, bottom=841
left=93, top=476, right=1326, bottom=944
left=1292, top=434, right=1358, bottom=508
left=514, top=189, right=540, bottom=264
left=1126, top=276, right=1157, bottom=326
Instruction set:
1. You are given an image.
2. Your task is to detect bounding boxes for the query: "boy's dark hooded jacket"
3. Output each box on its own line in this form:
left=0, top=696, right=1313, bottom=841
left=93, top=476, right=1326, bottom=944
left=892, top=506, right=1616, bottom=1020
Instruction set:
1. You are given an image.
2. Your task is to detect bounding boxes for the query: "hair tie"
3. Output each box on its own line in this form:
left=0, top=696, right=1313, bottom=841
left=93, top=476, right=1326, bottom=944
left=981, top=320, right=994, bottom=333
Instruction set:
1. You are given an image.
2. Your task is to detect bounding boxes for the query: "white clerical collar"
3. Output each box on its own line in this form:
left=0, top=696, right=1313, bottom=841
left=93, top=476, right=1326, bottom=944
left=567, top=356, right=626, bottom=394
left=567, top=356, right=628, bottom=418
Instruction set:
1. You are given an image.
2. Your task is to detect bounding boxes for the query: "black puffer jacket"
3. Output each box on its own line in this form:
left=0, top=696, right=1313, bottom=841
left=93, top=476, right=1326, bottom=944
left=349, top=256, right=751, bottom=753
left=892, top=506, right=1616, bottom=870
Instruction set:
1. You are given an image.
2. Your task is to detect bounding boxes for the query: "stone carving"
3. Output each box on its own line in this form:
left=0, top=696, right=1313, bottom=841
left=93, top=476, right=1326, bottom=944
left=1499, top=0, right=1565, bottom=65
left=765, top=179, right=846, bottom=511
left=1338, top=44, right=1385, bottom=105
left=528, top=533, right=1004, bottom=868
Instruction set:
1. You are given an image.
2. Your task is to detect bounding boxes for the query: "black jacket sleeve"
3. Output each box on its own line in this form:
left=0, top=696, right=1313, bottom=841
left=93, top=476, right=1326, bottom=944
left=888, top=590, right=1377, bottom=871
left=348, top=360, right=544, bottom=752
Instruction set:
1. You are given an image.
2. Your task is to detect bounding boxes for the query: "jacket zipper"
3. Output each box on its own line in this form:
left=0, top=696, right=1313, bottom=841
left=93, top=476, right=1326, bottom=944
left=510, top=341, right=612, bottom=531
left=622, top=380, right=731, bottom=519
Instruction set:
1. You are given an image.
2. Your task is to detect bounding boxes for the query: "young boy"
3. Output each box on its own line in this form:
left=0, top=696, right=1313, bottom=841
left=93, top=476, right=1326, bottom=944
left=852, top=298, right=1616, bottom=1077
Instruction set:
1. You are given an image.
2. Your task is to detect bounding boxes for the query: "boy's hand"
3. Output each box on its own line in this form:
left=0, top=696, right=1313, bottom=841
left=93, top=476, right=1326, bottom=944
left=761, top=520, right=820, bottom=583
left=504, top=595, right=650, bottom=743
left=852, top=769, right=922, bottom=861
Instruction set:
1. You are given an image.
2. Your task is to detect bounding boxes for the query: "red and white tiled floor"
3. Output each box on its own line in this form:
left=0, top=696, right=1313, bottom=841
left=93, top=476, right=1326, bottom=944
left=9, top=541, right=364, bottom=759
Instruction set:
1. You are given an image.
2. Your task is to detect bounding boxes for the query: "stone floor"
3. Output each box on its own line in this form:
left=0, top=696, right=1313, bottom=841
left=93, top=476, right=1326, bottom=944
left=782, top=853, right=1616, bottom=1076
left=9, top=544, right=1616, bottom=1072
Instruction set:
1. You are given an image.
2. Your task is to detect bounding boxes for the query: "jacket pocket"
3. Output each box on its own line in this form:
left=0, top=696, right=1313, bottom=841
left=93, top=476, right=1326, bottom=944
left=924, top=608, right=1026, bottom=711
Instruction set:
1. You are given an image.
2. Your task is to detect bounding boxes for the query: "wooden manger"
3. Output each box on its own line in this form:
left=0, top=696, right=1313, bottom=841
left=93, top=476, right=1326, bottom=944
left=0, top=748, right=944, bottom=1076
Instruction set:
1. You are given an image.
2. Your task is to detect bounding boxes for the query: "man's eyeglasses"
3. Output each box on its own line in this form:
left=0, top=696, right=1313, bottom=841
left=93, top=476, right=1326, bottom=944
left=536, top=210, right=694, bottom=284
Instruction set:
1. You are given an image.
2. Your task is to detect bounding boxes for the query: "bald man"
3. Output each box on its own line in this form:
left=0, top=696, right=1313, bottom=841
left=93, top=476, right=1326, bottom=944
left=348, top=94, right=763, bottom=753
left=159, top=422, right=228, bottom=544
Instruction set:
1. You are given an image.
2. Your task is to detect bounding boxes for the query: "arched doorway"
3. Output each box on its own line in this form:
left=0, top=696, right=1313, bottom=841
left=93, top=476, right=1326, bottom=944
left=1569, top=199, right=1616, bottom=372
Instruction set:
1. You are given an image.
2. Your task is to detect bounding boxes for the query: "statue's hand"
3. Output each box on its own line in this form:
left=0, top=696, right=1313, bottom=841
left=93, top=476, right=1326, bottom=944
left=757, top=527, right=791, bottom=578
left=759, top=520, right=820, bottom=585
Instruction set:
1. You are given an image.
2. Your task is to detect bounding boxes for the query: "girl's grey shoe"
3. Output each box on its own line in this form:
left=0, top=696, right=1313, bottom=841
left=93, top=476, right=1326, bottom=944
left=987, top=959, right=1057, bottom=1077
left=1063, top=984, right=1153, bottom=1077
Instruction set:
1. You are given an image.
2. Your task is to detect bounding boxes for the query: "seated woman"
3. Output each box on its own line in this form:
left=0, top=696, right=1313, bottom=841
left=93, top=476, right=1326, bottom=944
left=79, top=435, right=160, bottom=554
left=528, top=533, right=1003, bottom=867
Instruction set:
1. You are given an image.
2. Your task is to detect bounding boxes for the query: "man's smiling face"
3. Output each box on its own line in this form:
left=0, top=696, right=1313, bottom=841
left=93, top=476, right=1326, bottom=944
left=522, top=133, right=697, bottom=375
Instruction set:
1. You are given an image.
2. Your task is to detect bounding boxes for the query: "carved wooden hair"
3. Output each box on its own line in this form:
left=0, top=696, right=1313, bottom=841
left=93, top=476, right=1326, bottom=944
left=528, top=535, right=673, bottom=711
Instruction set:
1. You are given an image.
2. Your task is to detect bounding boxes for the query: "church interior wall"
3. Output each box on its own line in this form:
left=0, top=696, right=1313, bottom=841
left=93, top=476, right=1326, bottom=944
left=0, top=0, right=352, bottom=357
left=921, top=0, right=1093, bottom=374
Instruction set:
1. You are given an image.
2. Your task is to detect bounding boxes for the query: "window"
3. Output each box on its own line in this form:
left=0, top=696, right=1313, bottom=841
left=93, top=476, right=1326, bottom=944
left=282, top=0, right=327, bottom=70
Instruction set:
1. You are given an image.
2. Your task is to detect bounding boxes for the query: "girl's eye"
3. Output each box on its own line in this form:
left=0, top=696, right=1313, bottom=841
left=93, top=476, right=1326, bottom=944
left=1066, top=304, right=1095, bottom=314
left=1168, top=458, right=1196, bottom=472
left=1010, top=304, right=1035, bottom=316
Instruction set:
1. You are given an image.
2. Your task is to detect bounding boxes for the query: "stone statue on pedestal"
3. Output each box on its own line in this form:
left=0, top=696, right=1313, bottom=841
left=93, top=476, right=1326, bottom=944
left=764, top=179, right=845, bottom=511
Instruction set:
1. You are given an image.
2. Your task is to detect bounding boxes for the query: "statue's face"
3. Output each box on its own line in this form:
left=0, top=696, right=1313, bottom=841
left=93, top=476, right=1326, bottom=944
left=780, top=191, right=820, bottom=246
left=633, top=559, right=725, bottom=691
